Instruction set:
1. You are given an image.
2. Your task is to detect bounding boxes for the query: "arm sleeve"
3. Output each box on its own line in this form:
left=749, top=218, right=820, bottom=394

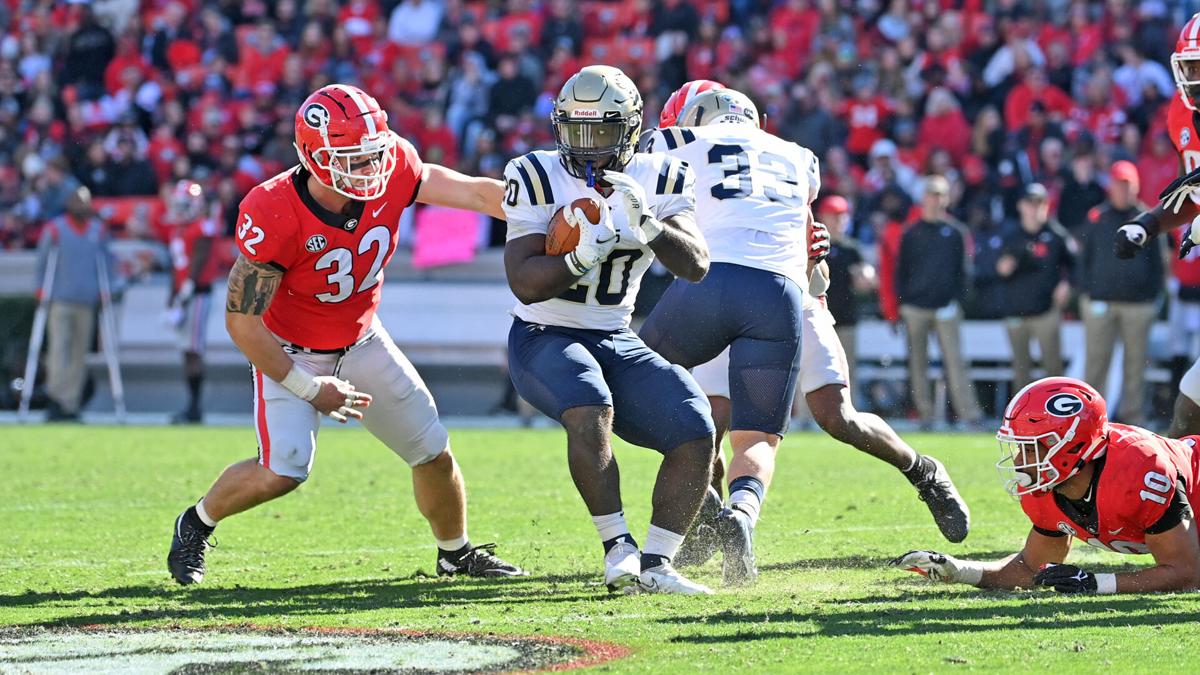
left=502, top=159, right=554, bottom=242
left=235, top=193, right=296, bottom=270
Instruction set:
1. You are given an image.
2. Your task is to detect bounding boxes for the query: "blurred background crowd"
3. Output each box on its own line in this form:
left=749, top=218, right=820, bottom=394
left=3, top=0, right=1200, bottom=424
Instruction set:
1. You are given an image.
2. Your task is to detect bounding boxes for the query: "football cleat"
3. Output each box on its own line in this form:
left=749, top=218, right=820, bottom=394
left=716, top=507, right=757, bottom=586
left=675, top=489, right=722, bottom=568
left=912, top=456, right=971, bottom=543
left=638, top=563, right=714, bottom=595
left=436, top=543, right=526, bottom=578
left=167, top=510, right=216, bottom=585
left=604, top=539, right=642, bottom=593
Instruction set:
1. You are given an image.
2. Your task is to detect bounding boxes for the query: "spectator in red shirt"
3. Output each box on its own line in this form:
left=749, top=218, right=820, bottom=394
left=1138, top=130, right=1180, bottom=206
left=918, top=87, right=972, bottom=167
left=842, top=77, right=893, bottom=164
left=1004, top=67, right=1075, bottom=131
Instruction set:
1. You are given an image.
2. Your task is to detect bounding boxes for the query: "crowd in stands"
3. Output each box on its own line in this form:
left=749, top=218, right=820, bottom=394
left=0, top=0, right=1195, bottom=327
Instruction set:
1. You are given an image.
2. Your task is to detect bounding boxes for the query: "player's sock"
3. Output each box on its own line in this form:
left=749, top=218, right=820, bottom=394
left=187, top=374, right=203, bottom=412
left=728, top=476, right=765, bottom=526
left=902, top=455, right=935, bottom=485
left=436, top=534, right=470, bottom=559
left=187, top=503, right=216, bottom=532
left=592, top=512, right=632, bottom=552
left=641, top=525, right=685, bottom=571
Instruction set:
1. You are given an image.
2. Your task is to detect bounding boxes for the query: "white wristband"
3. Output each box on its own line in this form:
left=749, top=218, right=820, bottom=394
left=640, top=215, right=664, bottom=242
left=564, top=252, right=589, bottom=276
left=1095, top=573, right=1117, bottom=594
left=280, top=365, right=320, bottom=401
left=958, top=561, right=984, bottom=586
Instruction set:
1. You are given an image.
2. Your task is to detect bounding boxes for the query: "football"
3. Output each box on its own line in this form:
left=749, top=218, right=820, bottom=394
left=545, top=197, right=603, bottom=256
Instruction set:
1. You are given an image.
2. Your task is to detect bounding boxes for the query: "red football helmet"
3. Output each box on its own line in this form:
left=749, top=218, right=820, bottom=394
left=1173, top=13, right=1200, bottom=111
left=660, top=79, right=725, bottom=127
left=294, top=84, right=398, bottom=200
left=166, top=180, right=204, bottom=223
left=996, top=377, right=1109, bottom=497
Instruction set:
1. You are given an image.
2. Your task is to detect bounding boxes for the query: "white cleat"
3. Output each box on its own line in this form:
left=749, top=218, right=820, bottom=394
left=638, top=563, right=714, bottom=595
left=604, top=540, right=642, bottom=593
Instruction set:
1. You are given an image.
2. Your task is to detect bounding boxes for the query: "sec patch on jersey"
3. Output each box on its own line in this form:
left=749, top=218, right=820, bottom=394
left=545, top=197, right=603, bottom=255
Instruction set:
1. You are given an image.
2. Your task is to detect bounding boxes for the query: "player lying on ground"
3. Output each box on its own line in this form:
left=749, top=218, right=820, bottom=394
left=167, top=84, right=524, bottom=585
left=893, top=377, right=1200, bottom=594
left=503, top=65, right=717, bottom=595
left=640, top=84, right=969, bottom=585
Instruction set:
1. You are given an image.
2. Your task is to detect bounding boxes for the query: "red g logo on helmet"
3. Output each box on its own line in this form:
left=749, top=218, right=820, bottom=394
left=293, top=85, right=398, bottom=201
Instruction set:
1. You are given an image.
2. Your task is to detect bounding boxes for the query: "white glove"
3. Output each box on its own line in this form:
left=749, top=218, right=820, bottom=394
left=889, top=550, right=983, bottom=585
left=161, top=306, right=185, bottom=329
left=177, top=279, right=196, bottom=304
left=564, top=200, right=617, bottom=275
left=604, top=170, right=664, bottom=244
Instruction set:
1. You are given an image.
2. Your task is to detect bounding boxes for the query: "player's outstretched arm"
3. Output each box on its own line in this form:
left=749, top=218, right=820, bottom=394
left=1038, top=519, right=1200, bottom=594
left=891, top=528, right=1069, bottom=590
left=225, top=255, right=370, bottom=422
left=416, top=164, right=506, bottom=220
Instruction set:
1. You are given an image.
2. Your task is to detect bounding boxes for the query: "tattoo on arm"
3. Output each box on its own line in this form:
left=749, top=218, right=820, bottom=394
left=226, top=256, right=283, bottom=315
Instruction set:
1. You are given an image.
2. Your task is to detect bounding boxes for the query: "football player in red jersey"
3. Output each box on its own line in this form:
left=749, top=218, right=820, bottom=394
left=892, top=377, right=1200, bottom=594
left=167, top=84, right=524, bottom=585
left=1119, top=14, right=1200, bottom=438
left=161, top=180, right=223, bottom=424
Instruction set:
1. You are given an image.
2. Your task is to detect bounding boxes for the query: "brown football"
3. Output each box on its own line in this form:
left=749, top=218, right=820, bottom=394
left=545, top=197, right=603, bottom=256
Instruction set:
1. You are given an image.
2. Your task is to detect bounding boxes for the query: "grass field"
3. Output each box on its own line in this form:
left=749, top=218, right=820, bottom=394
left=2, top=425, right=1198, bottom=672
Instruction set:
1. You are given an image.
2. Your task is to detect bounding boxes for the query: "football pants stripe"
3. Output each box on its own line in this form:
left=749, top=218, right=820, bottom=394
left=253, top=368, right=271, bottom=467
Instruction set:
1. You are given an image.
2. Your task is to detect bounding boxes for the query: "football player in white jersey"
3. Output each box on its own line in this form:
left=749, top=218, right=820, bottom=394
left=502, top=65, right=717, bottom=595
left=639, top=88, right=969, bottom=585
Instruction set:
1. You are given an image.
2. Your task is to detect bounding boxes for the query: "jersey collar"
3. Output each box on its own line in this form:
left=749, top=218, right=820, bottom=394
left=292, top=167, right=366, bottom=232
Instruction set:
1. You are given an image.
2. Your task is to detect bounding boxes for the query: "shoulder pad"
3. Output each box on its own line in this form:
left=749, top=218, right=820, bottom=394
left=654, top=156, right=691, bottom=195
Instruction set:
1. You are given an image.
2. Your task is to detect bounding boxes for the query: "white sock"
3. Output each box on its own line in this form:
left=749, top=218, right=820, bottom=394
left=195, top=499, right=217, bottom=528
left=436, top=534, right=469, bottom=552
left=643, top=524, right=685, bottom=560
left=728, top=490, right=762, bottom=526
left=591, top=511, right=630, bottom=543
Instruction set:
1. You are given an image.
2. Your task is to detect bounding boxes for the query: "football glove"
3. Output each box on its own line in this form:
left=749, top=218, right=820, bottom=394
left=564, top=200, right=618, bottom=275
left=1114, top=223, right=1147, bottom=259
left=1033, top=563, right=1116, bottom=594
left=1181, top=214, right=1200, bottom=260
left=889, top=550, right=983, bottom=585
left=603, top=170, right=664, bottom=244
left=1159, top=165, right=1200, bottom=214
left=809, top=220, right=831, bottom=263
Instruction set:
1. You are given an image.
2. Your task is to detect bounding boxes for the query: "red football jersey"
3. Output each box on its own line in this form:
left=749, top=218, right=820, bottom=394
left=168, top=217, right=222, bottom=291
left=1020, top=425, right=1200, bottom=555
left=1168, top=96, right=1200, bottom=173
left=234, top=138, right=424, bottom=349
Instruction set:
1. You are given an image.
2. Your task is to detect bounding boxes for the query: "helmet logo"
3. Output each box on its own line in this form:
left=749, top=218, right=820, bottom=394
left=1045, top=393, right=1084, bottom=417
left=303, top=103, right=330, bottom=130
left=343, top=218, right=358, bottom=232
left=571, top=109, right=601, bottom=119
left=305, top=234, right=327, bottom=252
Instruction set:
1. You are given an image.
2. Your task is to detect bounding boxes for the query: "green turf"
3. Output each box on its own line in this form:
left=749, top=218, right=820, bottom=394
left=1, top=426, right=1197, bottom=672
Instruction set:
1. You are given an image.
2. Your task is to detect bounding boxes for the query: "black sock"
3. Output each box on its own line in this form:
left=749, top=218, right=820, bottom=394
left=182, top=505, right=214, bottom=533
left=187, top=374, right=203, bottom=411
left=602, top=534, right=638, bottom=554
left=640, top=553, right=670, bottom=571
left=903, top=455, right=934, bottom=484
left=438, top=543, right=472, bottom=562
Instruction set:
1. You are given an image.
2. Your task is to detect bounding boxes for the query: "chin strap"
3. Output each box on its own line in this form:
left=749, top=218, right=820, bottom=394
left=585, top=161, right=596, bottom=188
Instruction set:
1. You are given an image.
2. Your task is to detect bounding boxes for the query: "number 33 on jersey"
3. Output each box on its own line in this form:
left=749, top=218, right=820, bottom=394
left=234, top=137, right=424, bottom=350
left=502, top=149, right=695, bottom=331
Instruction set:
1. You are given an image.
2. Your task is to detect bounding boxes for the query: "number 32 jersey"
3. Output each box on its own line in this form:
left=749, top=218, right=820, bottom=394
left=640, top=124, right=820, bottom=289
left=503, top=150, right=695, bottom=331
left=235, top=138, right=424, bottom=349
left=1019, top=425, right=1200, bottom=555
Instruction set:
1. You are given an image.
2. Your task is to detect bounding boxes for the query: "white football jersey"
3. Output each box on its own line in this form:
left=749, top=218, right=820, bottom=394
left=503, top=150, right=695, bottom=330
left=640, top=123, right=819, bottom=288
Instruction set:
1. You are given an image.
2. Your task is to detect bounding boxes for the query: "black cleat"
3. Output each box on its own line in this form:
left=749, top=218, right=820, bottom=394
left=168, top=510, right=216, bottom=585
left=437, top=543, right=526, bottom=578
left=675, top=489, right=723, bottom=568
left=912, top=456, right=971, bottom=543
left=716, top=507, right=757, bottom=586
